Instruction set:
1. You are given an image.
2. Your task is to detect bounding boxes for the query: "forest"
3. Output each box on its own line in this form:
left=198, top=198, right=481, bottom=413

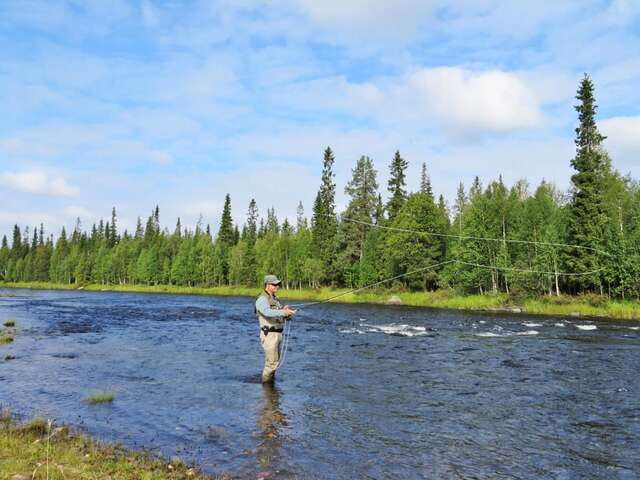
left=1, top=76, right=638, bottom=299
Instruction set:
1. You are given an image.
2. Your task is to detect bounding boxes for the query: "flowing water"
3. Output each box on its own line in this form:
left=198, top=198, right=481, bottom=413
left=1, top=288, right=639, bottom=479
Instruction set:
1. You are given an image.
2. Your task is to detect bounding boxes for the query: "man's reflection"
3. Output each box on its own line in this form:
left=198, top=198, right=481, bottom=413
left=256, top=382, right=287, bottom=473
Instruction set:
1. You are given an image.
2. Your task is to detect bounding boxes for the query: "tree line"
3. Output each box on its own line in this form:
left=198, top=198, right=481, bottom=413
left=1, top=76, right=639, bottom=298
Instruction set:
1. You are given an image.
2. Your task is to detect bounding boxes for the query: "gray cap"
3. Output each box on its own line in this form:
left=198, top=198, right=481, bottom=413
left=263, top=274, right=282, bottom=285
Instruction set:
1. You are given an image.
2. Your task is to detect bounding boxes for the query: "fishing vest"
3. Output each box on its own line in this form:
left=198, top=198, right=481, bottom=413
left=256, top=290, right=284, bottom=329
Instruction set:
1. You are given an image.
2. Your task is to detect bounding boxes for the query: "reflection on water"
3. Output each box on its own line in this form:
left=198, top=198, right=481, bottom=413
left=256, top=384, right=287, bottom=477
left=1, top=288, right=640, bottom=479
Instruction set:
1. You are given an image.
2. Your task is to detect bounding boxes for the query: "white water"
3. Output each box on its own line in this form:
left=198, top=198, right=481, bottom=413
left=476, top=330, right=539, bottom=338
left=340, top=321, right=432, bottom=337
left=576, top=325, right=597, bottom=331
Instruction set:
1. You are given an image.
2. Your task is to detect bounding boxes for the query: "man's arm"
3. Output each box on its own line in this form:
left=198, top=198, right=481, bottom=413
left=256, top=296, right=286, bottom=319
left=256, top=296, right=296, bottom=319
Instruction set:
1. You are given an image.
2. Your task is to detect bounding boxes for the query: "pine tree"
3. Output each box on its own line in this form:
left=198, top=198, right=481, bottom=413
left=566, top=74, right=610, bottom=293
left=387, top=150, right=408, bottom=220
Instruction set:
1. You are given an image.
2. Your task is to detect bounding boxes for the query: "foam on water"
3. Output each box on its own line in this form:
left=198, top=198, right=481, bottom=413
left=476, top=330, right=539, bottom=338
left=629, top=326, right=639, bottom=331
left=338, top=327, right=365, bottom=334
left=576, top=324, right=597, bottom=331
left=523, top=322, right=542, bottom=327
left=339, top=321, right=431, bottom=337
left=362, top=323, right=430, bottom=337
left=554, top=323, right=566, bottom=327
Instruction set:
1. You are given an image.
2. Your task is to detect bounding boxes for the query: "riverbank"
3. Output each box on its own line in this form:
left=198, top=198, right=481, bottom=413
left=1, top=281, right=639, bottom=320
left=0, top=410, right=224, bottom=480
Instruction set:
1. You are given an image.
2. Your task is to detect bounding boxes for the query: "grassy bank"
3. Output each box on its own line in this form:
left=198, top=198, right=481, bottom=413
left=1, top=281, right=639, bottom=320
left=0, top=410, right=225, bottom=480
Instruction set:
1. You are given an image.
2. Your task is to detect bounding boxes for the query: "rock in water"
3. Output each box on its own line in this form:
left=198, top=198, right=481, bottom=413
left=386, top=295, right=403, bottom=305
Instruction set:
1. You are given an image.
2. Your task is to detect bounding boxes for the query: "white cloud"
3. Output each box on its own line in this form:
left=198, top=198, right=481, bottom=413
left=294, top=0, right=437, bottom=42
left=0, top=170, right=79, bottom=197
left=600, top=116, right=640, bottom=174
left=407, top=67, right=543, bottom=135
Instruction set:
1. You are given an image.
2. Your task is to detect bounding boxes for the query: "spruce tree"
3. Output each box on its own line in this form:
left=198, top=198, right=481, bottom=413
left=453, top=182, right=467, bottom=234
left=311, top=147, right=338, bottom=283
left=387, top=150, right=408, bottom=220
left=110, top=207, right=118, bottom=246
left=217, top=194, right=235, bottom=283
left=134, top=217, right=144, bottom=239
left=242, top=198, right=258, bottom=286
left=339, top=155, right=379, bottom=285
left=420, top=162, right=433, bottom=198
left=11, top=225, right=21, bottom=257
left=296, top=201, right=307, bottom=232
left=566, top=74, right=610, bottom=293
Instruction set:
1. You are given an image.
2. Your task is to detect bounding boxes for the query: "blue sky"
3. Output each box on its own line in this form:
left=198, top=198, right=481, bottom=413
left=1, top=0, right=639, bottom=240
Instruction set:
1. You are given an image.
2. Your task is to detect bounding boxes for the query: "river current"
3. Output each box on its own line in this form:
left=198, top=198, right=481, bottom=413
left=1, top=288, right=639, bottom=479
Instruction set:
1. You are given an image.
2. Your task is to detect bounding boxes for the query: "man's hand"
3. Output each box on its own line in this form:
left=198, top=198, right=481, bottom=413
left=283, top=305, right=296, bottom=317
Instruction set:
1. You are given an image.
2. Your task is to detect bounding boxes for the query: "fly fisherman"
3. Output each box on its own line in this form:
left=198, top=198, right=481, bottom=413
left=255, top=275, right=295, bottom=383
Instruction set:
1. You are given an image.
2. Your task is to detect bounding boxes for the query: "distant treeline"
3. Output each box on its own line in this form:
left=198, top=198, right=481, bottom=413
left=1, top=76, right=639, bottom=298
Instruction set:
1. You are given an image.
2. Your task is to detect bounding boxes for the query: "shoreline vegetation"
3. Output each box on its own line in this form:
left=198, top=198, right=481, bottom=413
left=0, top=410, right=224, bottom=480
left=2, top=281, right=639, bottom=321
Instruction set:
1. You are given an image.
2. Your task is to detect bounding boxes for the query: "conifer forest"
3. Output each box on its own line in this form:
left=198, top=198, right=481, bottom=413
left=2, top=76, right=639, bottom=299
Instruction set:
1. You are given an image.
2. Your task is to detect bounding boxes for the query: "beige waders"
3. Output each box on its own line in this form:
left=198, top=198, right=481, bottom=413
left=260, top=328, right=282, bottom=383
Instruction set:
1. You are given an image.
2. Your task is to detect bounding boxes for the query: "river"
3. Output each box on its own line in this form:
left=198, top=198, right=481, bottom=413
left=1, top=288, right=639, bottom=479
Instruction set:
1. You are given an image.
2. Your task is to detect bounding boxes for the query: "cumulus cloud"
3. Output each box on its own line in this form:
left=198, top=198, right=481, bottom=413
left=0, top=170, right=79, bottom=197
left=600, top=116, right=640, bottom=174
left=407, top=67, right=543, bottom=135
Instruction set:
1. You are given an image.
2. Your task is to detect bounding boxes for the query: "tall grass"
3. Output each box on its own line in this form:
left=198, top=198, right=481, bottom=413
left=0, top=412, right=220, bottom=479
left=84, top=391, right=116, bottom=404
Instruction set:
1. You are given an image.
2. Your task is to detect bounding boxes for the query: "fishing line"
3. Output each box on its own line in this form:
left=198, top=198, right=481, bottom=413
left=275, top=260, right=454, bottom=370
left=337, top=214, right=612, bottom=258
left=289, top=259, right=456, bottom=310
left=275, top=214, right=612, bottom=371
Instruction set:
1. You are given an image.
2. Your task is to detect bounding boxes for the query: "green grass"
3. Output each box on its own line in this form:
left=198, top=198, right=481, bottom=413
left=0, top=410, right=224, bottom=479
left=2, top=281, right=640, bottom=320
left=83, top=391, right=116, bottom=405
left=3, top=320, right=15, bottom=327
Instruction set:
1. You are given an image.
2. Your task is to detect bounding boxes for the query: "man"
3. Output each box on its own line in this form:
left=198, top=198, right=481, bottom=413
left=255, top=274, right=295, bottom=383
